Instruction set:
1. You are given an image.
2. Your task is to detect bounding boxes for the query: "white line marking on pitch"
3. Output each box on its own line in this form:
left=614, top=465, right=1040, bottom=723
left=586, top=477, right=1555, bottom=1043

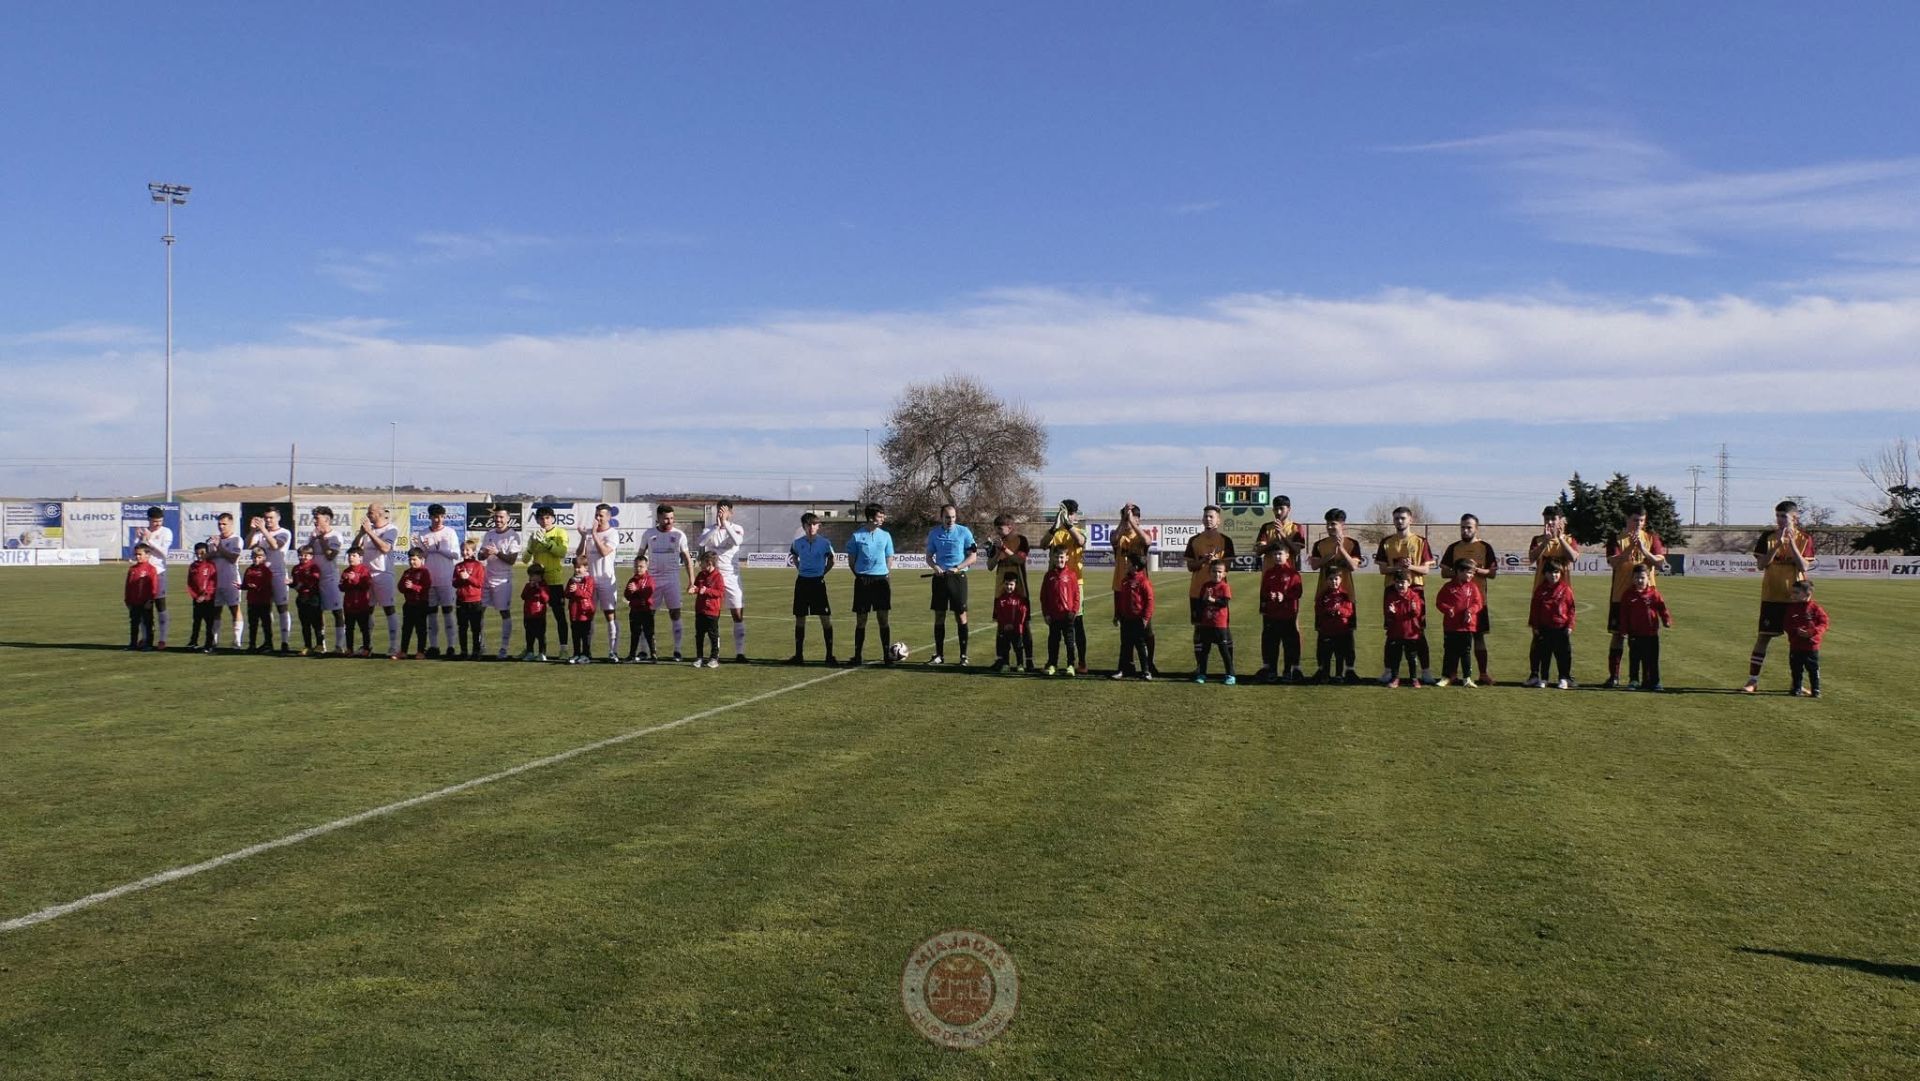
left=1, top=663, right=875, bottom=935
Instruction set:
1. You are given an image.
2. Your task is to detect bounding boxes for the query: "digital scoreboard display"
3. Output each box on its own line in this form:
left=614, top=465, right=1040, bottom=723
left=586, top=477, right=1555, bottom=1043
left=1214, top=471, right=1271, bottom=507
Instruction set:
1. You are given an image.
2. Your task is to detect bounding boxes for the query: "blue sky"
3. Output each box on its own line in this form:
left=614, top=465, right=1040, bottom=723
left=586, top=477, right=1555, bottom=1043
left=3, top=3, right=1917, bottom=521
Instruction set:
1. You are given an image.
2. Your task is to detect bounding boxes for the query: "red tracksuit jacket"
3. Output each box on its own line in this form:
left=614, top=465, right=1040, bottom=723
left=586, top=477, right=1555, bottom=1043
left=1115, top=572, right=1155, bottom=622
left=453, top=558, right=485, bottom=604
left=1785, top=600, right=1829, bottom=652
left=1530, top=580, right=1576, bottom=630
left=1040, top=568, right=1081, bottom=622
left=399, top=566, right=432, bottom=608
left=1435, top=579, right=1484, bottom=634
left=565, top=575, right=598, bottom=623
left=1259, top=564, right=1303, bottom=620
left=187, top=558, right=218, bottom=602
left=243, top=564, right=275, bottom=607
left=624, top=573, right=656, bottom=613
left=692, top=569, right=725, bottom=618
left=1618, top=586, right=1672, bottom=637
left=340, top=565, right=374, bottom=614
left=1315, top=587, right=1356, bottom=636
left=1198, top=580, right=1232, bottom=630
left=993, top=593, right=1029, bottom=631
left=291, top=560, right=322, bottom=601
left=522, top=580, right=549, bottom=620
left=125, top=562, right=159, bottom=606
left=1384, top=588, right=1425, bottom=641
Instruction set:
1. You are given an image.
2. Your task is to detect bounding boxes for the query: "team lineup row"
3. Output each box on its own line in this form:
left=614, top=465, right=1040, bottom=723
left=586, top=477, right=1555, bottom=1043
left=114, top=494, right=1829, bottom=693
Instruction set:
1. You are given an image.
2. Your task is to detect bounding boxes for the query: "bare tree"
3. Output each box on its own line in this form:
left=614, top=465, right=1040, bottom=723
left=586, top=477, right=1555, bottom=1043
left=871, top=375, right=1046, bottom=531
left=1851, top=436, right=1916, bottom=518
left=1357, top=494, right=1437, bottom=544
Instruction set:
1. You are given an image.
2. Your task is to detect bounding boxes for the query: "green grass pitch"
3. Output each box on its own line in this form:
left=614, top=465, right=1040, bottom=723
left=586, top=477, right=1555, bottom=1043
left=2, top=566, right=1916, bottom=1079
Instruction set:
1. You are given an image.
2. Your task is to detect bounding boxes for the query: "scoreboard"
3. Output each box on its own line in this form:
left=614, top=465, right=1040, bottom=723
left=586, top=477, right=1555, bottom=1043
left=1214, top=471, right=1270, bottom=508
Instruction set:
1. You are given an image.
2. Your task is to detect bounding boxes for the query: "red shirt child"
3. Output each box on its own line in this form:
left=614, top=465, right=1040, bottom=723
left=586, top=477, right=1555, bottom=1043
left=340, top=563, right=374, bottom=614
left=125, top=559, right=160, bottom=607
left=1259, top=561, right=1303, bottom=621
left=399, top=565, right=433, bottom=608
left=1115, top=569, right=1155, bottom=622
left=291, top=557, right=322, bottom=603
left=1384, top=584, right=1426, bottom=642
left=1529, top=577, right=1577, bottom=630
left=453, top=555, right=485, bottom=605
left=1785, top=596, right=1829, bottom=652
left=691, top=567, right=726, bottom=619
left=188, top=555, right=218, bottom=603
left=242, top=562, right=275, bottom=607
left=1198, top=578, right=1232, bottom=630
left=1315, top=580, right=1356, bottom=637
left=1040, top=566, right=1081, bottom=622
left=1618, top=583, right=1672, bottom=637
left=565, top=572, right=598, bottom=623
left=993, top=589, right=1030, bottom=632
left=624, top=571, right=656, bottom=615
left=1435, top=577, right=1485, bottom=635
left=522, top=578, right=549, bottom=621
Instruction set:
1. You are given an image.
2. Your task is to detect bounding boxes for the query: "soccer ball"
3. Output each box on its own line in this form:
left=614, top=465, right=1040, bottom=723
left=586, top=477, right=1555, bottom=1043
left=889, top=641, right=911, bottom=662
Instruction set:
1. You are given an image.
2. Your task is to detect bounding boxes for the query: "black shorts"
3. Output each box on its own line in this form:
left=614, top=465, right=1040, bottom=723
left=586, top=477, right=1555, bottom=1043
left=792, top=575, right=831, bottom=617
left=1474, top=608, right=1492, bottom=634
left=1606, top=601, right=1621, bottom=633
left=853, top=574, right=891, bottom=614
left=930, top=572, right=969, bottom=614
left=1189, top=597, right=1205, bottom=624
left=1758, top=601, right=1789, bottom=635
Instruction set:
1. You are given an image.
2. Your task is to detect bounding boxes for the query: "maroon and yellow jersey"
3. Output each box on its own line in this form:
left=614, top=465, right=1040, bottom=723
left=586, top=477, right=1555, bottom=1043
left=1753, top=528, right=1816, bottom=602
left=1309, top=535, right=1365, bottom=598
left=1255, top=519, right=1308, bottom=568
left=1110, top=527, right=1151, bottom=591
left=989, top=533, right=1032, bottom=600
left=1440, top=539, right=1498, bottom=602
left=1604, top=529, right=1666, bottom=601
left=1375, top=533, right=1434, bottom=590
left=1183, top=531, right=1234, bottom=598
left=1529, top=532, right=1579, bottom=588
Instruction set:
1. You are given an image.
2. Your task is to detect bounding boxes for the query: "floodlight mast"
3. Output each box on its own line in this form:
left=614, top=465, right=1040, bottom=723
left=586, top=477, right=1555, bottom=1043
left=148, top=182, right=190, bottom=502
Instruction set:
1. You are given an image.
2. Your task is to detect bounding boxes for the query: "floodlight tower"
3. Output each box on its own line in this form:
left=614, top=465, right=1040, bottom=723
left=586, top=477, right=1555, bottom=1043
left=149, top=181, right=191, bottom=501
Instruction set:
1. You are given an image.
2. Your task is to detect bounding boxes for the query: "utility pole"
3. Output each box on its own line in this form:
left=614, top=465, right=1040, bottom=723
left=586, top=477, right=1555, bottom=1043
left=148, top=182, right=190, bottom=501
left=287, top=443, right=297, bottom=501
left=1686, top=464, right=1706, bottom=526
left=1716, top=444, right=1731, bottom=525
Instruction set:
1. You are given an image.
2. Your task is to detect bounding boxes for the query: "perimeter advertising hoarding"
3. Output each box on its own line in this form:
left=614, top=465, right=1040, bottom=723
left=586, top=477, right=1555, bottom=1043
left=121, top=503, right=182, bottom=559
left=61, top=502, right=122, bottom=553
left=3, top=502, right=63, bottom=548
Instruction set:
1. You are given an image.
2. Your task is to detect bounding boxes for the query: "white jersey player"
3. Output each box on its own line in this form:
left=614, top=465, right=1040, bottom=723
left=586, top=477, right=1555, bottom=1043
left=211, top=512, right=245, bottom=645
left=698, top=500, right=749, bottom=660
left=478, top=505, right=524, bottom=659
left=248, top=507, right=295, bottom=652
left=308, top=506, right=350, bottom=652
left=416, top=503, right=462, bottom=653
left=132, top=506, right=176, bottom=647
left=353, top=502, right=402, bottom=654
left=640, top=505, right=695, bottom=660
left=576, top=503, right=622, bottom=661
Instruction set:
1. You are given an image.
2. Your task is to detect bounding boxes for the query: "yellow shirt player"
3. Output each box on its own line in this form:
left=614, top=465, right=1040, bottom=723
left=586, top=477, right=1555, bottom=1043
left=1043, top=499, right=1091, bottom=673
left=1255, top=494, right=1309, bottom=571
left=1742, top=499, right=1817, bottom=693
left=1440, top=513, right=1499, bottom=681
left=1183, top=505, right=1235, bottom=623
left=1373, top=505, right=1437, bottom=683
left=1528, top=505, right=1580, bottom=589
left=1309, top=509, right=1365, bottom=601
left=1110, top=502, right=1151, bottom=594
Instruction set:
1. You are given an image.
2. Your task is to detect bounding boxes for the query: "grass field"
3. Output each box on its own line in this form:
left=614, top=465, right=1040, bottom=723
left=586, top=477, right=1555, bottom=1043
left=2, top=565, right=1917, bottom=1079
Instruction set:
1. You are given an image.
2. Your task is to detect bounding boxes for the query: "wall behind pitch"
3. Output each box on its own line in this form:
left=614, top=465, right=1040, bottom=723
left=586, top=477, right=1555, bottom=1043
left=62, top=502, right=122, bottom=552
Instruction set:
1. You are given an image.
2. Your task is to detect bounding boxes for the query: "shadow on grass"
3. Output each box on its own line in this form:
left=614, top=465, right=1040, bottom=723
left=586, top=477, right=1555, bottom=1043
left=1737, top=947, right=1920, bottom=984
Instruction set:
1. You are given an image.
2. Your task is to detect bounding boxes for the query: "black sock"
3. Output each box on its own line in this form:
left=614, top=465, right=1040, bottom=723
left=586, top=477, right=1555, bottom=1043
left=958, top=622, right=969, bottom=655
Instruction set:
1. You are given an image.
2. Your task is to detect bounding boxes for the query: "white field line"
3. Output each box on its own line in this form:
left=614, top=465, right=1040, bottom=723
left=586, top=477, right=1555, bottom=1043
left=2, top=663, right=872, bottom=935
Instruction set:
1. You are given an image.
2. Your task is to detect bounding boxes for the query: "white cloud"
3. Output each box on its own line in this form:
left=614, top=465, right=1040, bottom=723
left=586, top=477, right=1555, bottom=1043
left=6, top=322, right=155, bottom=348
left=3, top=287, right=1916, bottom=504
left=1403, top=128, right=1920, bottom=259
left=1171, top=200, right=1223, bottom=216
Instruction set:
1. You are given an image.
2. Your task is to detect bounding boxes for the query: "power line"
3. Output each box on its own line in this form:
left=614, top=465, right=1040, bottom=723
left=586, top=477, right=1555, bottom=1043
left=1716, top=443, right=1730, bottom=525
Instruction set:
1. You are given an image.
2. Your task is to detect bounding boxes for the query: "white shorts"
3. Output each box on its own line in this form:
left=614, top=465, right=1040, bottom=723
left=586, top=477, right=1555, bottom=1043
left=271, top=577, right=290, bottom=606
left=484, top=577, right=514, bottom=611
left=593, top=576, right=619, bottom=612
left=721, top=572, right=743, bottom=610
left=215, top=583, right=241, bottom=607
left=317, top=577, right=343, bottom=611
left=649, top=572, right=683, bottom=612
left=154, top=570, right=169, bottom=599
left=428, top=582, right=456, bottom=607
left=371, top=571, right=395, bottom=608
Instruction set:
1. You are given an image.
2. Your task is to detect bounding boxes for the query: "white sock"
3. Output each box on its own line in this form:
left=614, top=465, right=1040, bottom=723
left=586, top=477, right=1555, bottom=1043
left=387, top=610, right=399, bottom=650
left=733, top=620, right=746, bottom=655
left=428, top=617, right=439, bottom=648
left=333, top=620, right=345, bottom=651
left=499, top=614, right=512, bottom=652
left=210, top=627, right=220, bottom=648
left=279, top=609, right=292, bottom=643
left=672, top=619, right=684, bottom=652
left=235, top=618, right=245, bottom=644
left=158, top=609, right=171, bottom=642
left=606, top=616, right=619, bottom=654
left=442, top=611, right=456, bottom=644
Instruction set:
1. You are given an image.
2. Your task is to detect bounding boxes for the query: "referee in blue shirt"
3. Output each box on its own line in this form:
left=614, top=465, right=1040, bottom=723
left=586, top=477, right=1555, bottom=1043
left=925, top=502, right=978, bottom=665
left=786, top=512, right=837, bottom=665
left=842, top=503, right=896, bottom=666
